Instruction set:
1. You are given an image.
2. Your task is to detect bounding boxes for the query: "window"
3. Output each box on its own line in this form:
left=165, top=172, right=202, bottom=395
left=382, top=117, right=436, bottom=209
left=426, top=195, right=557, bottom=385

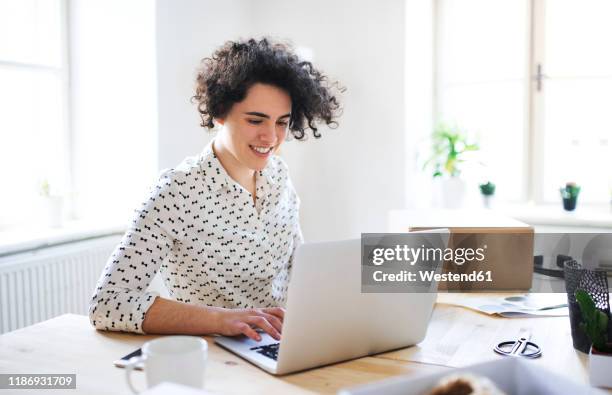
left=435, top=0, right=612, bottom=204
left=0, top=0, right=158, bottom=231
left=536, top=0, right=612, bottom=203
left=0, top=0, right=69, bottom=228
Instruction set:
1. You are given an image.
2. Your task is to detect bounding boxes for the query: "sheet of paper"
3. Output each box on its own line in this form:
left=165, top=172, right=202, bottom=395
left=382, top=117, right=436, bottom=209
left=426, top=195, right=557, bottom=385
left=443, top=293, right=569, bottom=317
left=379, top=303, right=582, bottom=374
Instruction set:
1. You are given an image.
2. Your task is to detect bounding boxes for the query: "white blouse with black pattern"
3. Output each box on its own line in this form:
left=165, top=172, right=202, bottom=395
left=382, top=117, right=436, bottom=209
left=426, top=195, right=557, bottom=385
left=88, top=140, right=303, bottom=334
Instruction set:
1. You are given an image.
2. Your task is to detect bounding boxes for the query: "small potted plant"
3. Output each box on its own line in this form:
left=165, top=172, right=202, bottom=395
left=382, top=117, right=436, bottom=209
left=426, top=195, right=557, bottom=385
left=575, top=289, right=612, bottom=388
left=479, top=181, right=496, bottom=208
left=560, top=182, right=580, bottom=211
left=423, top=123, right=479, bottom=209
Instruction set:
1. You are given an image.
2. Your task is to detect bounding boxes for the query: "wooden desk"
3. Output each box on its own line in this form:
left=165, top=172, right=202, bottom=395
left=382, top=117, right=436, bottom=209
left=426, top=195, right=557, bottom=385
left=0, top=297, right=608, bottom=395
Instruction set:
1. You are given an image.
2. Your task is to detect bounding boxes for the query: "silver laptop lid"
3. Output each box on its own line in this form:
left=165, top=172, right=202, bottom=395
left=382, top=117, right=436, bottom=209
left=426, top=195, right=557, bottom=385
left=275, top=234, right=445, bottom=374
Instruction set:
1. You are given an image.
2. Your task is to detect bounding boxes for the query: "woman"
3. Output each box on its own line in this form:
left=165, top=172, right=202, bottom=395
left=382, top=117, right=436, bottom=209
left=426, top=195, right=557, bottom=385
left=88, top=38, right=342, bottom=342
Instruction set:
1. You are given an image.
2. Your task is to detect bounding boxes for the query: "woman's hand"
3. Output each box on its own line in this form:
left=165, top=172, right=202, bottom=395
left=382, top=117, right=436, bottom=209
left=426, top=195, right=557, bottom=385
left=212, top=307, right=285, bottom=342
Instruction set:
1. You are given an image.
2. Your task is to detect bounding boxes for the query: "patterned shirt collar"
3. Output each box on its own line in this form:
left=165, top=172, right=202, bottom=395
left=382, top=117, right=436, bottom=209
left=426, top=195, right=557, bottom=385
left=197, top=139, right=276, bottom=192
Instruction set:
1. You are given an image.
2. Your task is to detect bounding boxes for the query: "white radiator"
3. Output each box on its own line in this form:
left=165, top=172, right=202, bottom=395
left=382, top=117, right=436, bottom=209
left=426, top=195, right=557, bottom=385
left=0, top=235, right=122, bottom=334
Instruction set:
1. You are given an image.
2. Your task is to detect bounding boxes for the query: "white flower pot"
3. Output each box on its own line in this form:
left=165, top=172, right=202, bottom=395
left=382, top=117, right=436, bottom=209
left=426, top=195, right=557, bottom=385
left=439, top=177, right=466, bottom=209
left=482, top=194, right=494, bottom=209
left=590, top=346, right=612, bottom=388
left=42, top=196, right=64, bottom=228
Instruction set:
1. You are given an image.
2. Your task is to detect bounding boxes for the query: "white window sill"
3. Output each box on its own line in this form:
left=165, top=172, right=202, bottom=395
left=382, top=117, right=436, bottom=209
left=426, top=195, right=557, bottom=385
left=0, top=220, right=127, bottom=257
left=389, top=204, right=612, bottom=232
left=497, top=203, right=612, bottom=229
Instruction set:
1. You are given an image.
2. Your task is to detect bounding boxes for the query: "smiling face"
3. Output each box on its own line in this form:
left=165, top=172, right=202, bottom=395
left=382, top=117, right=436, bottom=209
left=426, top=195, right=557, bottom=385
left=214, top=83, right=292, bottom=172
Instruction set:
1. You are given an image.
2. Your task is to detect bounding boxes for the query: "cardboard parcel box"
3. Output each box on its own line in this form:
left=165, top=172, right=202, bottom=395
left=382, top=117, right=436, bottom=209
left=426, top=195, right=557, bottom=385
left=409, top=227, right=534, bottom=291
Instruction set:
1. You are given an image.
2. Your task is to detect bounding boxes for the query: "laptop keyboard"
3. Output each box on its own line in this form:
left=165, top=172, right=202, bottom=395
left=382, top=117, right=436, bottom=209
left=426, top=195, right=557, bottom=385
left=250, top=342, right=280, bottom=360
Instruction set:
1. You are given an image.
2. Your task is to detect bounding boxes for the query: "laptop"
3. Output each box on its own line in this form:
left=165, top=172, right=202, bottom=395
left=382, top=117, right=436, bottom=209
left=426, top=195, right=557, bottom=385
left=214, top=235, right=445, bottom=375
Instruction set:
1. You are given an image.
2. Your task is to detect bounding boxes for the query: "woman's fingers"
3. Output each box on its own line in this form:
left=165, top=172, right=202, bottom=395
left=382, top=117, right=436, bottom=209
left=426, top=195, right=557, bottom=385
left=236, top=322, right=261, bottom=341
left=245, top=316, right=281, bottom=341
left=219, top=307, right=286, bottom=342
left=256, top=312, right=283, bottom=334
left=262, top=307, right=285, bottom=320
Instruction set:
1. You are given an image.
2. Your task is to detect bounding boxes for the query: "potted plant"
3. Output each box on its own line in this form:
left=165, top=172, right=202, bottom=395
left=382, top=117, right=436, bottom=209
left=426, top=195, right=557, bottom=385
left=575, top=289, right=612, bottom=388
left=560, top=182, right=580, bottom=211
left=479, top=181, right=496, bottom=208
left=39, top=179, right=64, bottom=228
left=423, top=124, right=479, bottom=209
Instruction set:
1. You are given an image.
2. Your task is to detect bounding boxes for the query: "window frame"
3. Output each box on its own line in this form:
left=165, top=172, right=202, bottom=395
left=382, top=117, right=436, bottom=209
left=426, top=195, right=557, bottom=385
left=529, top=0, right=548, bottom=204
left=0, top=0, right=72, bottom=227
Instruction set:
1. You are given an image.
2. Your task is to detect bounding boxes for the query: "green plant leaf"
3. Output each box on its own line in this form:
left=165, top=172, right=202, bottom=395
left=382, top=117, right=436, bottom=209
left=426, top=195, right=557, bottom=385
left=576, top=289, right=596, bottom=320
left=479, top=182, right=496, bottom=196
left=575, top=289, right=611, bottom=351
left=423, top=123, right=479, bottom=178
left=597, top=311, right=609, bottom=332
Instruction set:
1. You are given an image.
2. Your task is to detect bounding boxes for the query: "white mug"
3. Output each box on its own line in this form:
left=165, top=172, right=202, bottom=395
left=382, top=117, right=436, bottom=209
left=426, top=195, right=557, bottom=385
left=125, top=336, right=208, bottom=394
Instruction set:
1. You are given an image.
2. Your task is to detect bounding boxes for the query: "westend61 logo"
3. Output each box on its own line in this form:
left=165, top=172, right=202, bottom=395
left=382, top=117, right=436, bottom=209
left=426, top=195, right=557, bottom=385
left=371, top=244, right=487, bottom=266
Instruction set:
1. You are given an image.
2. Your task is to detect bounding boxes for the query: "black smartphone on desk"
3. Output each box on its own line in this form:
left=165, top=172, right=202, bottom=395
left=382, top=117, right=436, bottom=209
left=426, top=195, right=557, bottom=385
left=113, top=348, right=143, bottom=370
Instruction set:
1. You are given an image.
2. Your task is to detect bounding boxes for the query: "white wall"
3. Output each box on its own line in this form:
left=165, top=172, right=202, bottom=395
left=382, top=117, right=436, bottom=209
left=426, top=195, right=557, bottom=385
left=156, top=0, right=419, bottom=241
left=156, top=0, right=252, bottom=170
left=404, top=1, right=435, bottom=209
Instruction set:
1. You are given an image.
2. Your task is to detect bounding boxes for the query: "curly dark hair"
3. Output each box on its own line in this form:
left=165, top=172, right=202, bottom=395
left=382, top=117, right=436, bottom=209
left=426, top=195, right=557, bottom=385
left=192, top=38, right=343, bottom=140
